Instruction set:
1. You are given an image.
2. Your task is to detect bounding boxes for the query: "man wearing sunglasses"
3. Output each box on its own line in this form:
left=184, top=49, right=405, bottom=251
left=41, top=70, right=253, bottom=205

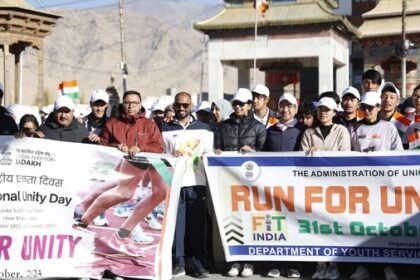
left=351, top=91, right=403, bottom=152
left=161, top=91, right=212, bottom=278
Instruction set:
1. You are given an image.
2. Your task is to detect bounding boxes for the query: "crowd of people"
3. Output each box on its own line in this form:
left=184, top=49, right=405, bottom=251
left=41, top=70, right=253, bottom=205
left=0, top=68, right=419, bottom=280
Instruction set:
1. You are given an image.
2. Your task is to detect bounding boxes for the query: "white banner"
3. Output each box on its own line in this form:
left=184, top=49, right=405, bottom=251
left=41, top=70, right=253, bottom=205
left=204, top=151, right=420, bottom=264
left=0, top=136, right=182, bottom=279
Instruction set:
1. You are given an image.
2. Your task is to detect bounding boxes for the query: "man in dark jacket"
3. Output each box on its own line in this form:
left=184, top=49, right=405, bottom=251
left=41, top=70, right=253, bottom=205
left=264, top=93, right=304, bottom=152
left=35, top=95, right=89, bottom=143
left=162, top=91, right=212, bottom=278
left=0, top=84, right=18, bottom=135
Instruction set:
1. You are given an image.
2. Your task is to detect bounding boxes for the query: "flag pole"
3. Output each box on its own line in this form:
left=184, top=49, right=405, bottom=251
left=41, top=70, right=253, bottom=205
left=253, top=6, right=258, bottom=88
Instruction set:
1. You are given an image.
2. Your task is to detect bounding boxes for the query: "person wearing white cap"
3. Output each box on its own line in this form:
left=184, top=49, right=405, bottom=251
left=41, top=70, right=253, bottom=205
left=34, top=95, right=89, bottom=143
left=338, top=86, right=361, bottom=131
left=150, top=98, right=168, bottom=131
left=194, top=100, right=212, bottom=125
left=300, top=97, right=350, bottom=153
left=351, top=91, right=403, bottom=152
left=379, top=82, right=412, bottom=140
left=251, top=84, right=278, bottom=128
left=300, top=97, right=350, bottom=280
left=82, top=89, right=109, bottom=144
left=349, top=90, right=402, bottom=280
left=215, top=88, right=266, bottom=278
left=0, top=82, right=18, bottom=135
left=264, top=93, right=304, bottom=152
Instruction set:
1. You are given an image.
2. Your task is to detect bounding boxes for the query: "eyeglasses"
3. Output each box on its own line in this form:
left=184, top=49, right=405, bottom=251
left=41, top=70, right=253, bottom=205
left=360, top=105, right=377, bottom=112
left=123, top=101, right=140, bottom=106
left=174, top=103, right=190, bottom=109
left=232, top=101, right=247, bottom=107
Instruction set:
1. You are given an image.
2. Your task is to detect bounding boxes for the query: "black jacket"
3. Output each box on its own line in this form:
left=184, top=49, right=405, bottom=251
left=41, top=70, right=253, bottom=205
left=37, top=114, right=89, bottom=143
left=0, top=107, right=18, bottom=135
left=214, top=113, right=266, bottom=151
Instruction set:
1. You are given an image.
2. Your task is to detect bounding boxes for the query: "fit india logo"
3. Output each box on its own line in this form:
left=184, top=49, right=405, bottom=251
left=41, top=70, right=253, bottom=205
left=252, top=213, right=288, bottom=242
left=240, top=161, right=261, bottom=182
left=0, top=145, right=12, bottom=165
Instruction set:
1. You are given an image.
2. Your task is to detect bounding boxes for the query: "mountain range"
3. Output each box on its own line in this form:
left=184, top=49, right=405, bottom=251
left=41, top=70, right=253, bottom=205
left=22, top=0, right=235, bottom=106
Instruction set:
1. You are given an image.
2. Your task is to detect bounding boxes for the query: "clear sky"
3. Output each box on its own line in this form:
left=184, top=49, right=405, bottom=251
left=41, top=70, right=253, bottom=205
left=27, top=0, right=223, bottom=10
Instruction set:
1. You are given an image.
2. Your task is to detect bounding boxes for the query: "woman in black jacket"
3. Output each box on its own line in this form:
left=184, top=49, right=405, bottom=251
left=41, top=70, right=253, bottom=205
left=213, top=88, right=266, bottom=278
left=214, top=88, right=266, bottom=154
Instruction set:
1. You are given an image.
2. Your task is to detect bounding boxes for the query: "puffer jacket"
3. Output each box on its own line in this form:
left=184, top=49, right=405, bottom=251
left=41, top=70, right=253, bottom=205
left=0, top=106, right=18, bottom=135
left=214, top=113, right=266, bottom=151
left=100, top=108, right=164, bottom=153
left=37, top=114, right=89, bottom=143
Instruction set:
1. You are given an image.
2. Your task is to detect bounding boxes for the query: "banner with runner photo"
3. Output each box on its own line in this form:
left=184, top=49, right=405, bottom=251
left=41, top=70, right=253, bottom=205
left=204, top=151, right=420, bottom=264
left=0, top=136, right=182, bottom=279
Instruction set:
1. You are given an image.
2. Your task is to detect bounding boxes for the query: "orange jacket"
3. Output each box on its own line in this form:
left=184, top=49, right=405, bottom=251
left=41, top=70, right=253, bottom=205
left=100, top=111, right=164, bottom=153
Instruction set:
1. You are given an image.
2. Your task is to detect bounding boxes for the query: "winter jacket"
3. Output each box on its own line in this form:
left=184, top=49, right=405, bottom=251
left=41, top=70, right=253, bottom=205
left=37, top=114, right=89, bottom=143
left=0, top=106, right=18, bottom=135
left=214, top=113, right=266, bottom=151
left=263, top=120, right=304, bottom=152
left=100, top=109, right=164, bottom=153
left=300, top=123, right=351, bottom=152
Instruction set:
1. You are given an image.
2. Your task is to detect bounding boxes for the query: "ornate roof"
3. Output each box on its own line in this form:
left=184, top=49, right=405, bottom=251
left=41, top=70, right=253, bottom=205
left=0, top=0, right=60, bottom=19
left=359, top=0, right=420, bottom=38
left=0, top=0, right=34, bottom=10
left=194, top=0, right=358, bottom=36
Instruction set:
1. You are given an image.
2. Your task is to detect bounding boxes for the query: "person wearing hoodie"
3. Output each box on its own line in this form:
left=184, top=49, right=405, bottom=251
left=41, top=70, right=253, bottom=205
left=211, top=98, right=233, bottom=128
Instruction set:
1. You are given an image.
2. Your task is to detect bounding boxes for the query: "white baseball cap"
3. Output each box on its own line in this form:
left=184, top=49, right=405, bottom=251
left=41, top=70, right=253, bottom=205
left=381, top=81, right=400, bottom=98
left=316, top=97, right=337, bottom=111
left=251, top=84, right=269, bottom=97
left=90, top=89, right=109, bottom=103
left=232, top=88, right=252, bottom=103
left=361, top=91, right=381, bottom=106
left=278, top=93, right=297, bottom=106
left=54, top=95, right=75, bottom=111
left=342, top=86, right=360, bottom=100
left=194, top=100, right=211, bottom=113
left=151, top=99, right=167, bottom=112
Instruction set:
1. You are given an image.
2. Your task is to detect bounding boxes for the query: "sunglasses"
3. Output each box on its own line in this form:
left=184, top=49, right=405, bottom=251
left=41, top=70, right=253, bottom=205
left=360, top=105, right=377, bottom=112
left=232, top=101, right=248, bottom=107
left=174, top=103, right=190, bottom=109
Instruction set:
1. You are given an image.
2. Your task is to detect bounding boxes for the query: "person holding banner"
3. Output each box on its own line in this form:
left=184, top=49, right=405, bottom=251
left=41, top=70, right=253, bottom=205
left=214, top=88, right=266, bottom=278
left=263, top=93, right=303, bottom=278
left=75, top=90, right=168, bottom=257
left=300, top=96, right=351, bottom=280
left=162, top=91, right=213, bottom=278
left=349, top=91, right=402, bottom=280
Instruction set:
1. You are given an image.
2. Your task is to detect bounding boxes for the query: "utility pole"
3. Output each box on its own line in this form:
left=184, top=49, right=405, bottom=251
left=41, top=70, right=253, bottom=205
left=199, top=34, right=207, bottom=103
left=119, top=0, right=127, bottom=93
left=401, top=0, right=407, bottom=98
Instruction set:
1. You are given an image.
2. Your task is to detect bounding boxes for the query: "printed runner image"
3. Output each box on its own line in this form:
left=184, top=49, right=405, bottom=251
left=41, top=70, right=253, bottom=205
left=0, top=136, right=178, bottom=279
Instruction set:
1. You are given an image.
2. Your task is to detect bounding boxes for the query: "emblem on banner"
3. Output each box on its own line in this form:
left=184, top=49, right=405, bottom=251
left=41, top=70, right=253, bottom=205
left=0, top=145, right=12, bottom=165
left=240, top=161, right=261, bottom=182
left=223, top=215, right=244, bottom=244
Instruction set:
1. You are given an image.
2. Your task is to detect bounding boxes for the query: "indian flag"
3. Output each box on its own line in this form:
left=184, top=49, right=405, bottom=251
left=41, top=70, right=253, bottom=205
left=390, top=111, right=411, bottom=137
left=407, top=132, right=420, bottom=150
left=254, top=0, right=269, bottom=16
left=59, top=80, right=79, bottom=99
